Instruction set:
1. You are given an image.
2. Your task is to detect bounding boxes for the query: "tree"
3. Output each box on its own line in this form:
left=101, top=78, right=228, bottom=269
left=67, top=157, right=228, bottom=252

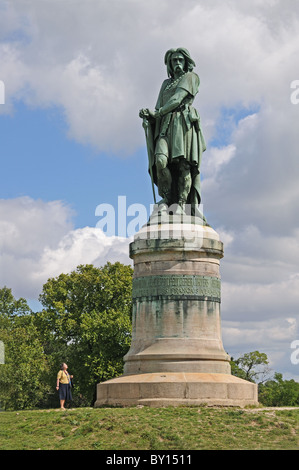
left=231, top=350, right=299, bottom=406
left=37, top=262, right=133, bottom=405
left=0, top=287, right=49, bottom=410
left=230, top=350, right=271, bottom=383
left=259, top=373, right=299, bottom=406
left=0, top=286, right=32, bottom=318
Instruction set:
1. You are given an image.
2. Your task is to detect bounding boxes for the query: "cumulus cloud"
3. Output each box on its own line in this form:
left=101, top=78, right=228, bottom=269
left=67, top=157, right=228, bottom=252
left=0, top=0, right=298, bottom=153
left=222, top=317, right=299, bottom=380
left=35, top=226, right=131, bottom=283
left=203, top=107, right=299, bottom=234
left=223, top=317, right=298, bottom=350
left=0, top=197, right=131, bottom=299
left=221, top=276, right=299, bottom=322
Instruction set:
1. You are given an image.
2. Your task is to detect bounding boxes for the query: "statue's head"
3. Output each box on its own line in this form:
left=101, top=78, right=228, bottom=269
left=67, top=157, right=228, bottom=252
left=164, top=48, right=196, bottom=78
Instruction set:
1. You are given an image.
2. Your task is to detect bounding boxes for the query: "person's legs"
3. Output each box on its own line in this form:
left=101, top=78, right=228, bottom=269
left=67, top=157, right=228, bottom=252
left=59, top=384, right=66, bottom=409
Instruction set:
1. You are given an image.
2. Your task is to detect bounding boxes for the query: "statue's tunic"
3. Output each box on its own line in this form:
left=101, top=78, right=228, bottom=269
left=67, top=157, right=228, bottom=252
left=155, top=72, right=206, bottom=163
left=151, top=71, right=206, bottom=205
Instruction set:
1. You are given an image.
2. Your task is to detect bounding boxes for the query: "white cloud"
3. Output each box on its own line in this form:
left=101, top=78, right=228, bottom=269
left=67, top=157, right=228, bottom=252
left=0, top=196, right=74, bottom=254
left=222, top=317, right=299, bottom=380
left=1, top=0, right=299, bottom=153
left=221, top=276, right=299, bottom=322
left=204, top=105, right=299, bottom=233
left=0, top=197, right=131, bottom=299
left=223, top=317, right=297, bottom=350
left=35, top=226, right=131, bottom=283
left=202, top=144, right=236, bottom=179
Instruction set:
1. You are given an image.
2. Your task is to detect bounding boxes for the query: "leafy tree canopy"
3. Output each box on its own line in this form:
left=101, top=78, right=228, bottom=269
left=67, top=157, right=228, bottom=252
left=230, top=350, right=270, bottom=384
left=0, top=287, right=48, bottom=410
left=36, top=262, right=133, bottom=404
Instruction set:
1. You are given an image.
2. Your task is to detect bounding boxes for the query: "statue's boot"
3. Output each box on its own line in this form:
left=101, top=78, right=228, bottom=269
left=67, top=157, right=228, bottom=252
left=157, top=166, right=172, bottom=209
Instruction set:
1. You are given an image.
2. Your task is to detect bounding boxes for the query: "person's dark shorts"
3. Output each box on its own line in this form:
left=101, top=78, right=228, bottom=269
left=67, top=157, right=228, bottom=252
left=58, top=383, right=72, bottom=401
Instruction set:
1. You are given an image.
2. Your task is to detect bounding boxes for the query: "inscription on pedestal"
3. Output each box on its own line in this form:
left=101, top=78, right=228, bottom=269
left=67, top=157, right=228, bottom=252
left=132, top=275, right=221, bottom=302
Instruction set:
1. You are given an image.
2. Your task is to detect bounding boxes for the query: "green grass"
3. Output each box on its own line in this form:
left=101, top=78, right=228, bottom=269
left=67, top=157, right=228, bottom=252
left=0, top=406, right=298, bottom=450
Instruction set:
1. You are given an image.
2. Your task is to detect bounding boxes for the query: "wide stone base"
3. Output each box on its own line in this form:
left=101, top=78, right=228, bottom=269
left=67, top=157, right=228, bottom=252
left=94, top=372, right=258, bottom=408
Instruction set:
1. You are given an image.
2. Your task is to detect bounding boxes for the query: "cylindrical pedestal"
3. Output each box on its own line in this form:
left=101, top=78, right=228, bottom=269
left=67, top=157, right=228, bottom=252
left=124, top=223, right=230, bottom=375
left=95, top=220, right=258, bottom=407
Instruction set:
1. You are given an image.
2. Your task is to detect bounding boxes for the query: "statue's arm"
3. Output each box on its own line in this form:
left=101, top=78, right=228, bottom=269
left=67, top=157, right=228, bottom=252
left=141, top=88, right=189, bottom=120
left=139, top=79, right=169, bottom=121
left=157, top=88, right=189, bottom=117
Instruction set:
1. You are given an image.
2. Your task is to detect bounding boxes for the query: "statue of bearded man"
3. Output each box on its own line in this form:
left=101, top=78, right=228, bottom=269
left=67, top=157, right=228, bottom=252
left=140, top=47, right=206, bottom=218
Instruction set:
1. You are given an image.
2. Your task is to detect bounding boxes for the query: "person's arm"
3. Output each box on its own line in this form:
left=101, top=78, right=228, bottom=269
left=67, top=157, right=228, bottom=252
left=56, top=372, right=61, bottom=390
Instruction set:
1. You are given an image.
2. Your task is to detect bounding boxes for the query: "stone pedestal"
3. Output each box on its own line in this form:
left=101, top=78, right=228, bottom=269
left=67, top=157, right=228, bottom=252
left=95, top=217, right=258, bottom=407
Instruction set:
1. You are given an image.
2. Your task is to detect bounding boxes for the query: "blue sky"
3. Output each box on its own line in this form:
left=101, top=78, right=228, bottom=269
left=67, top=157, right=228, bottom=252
left=210, top=103, right=261, bottom=148
left=0, top=101, right=155, bottom=230
left=1, top=0, right=299, bottom=380
left=0, top=100, right=254, bottom=230
left=0, top=99, right=256, bottom=235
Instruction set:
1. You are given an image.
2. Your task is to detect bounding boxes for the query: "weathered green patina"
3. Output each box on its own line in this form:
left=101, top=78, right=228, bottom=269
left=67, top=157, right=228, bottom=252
left=95, top=52, right=259, bottom=408
left=132, top=275, right=221, bottom=302
left=140, top=48, right=206, bottom=218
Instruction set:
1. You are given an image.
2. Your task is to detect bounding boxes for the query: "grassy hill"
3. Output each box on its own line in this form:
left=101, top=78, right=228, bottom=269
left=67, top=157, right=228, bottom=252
left=0, top=406, right=298, bottom=450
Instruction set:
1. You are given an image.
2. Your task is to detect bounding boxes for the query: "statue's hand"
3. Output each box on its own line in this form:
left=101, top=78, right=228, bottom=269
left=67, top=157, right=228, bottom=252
left=139, top=108, right=157, bottom=120
left=139, top=108, right=149, bottom=119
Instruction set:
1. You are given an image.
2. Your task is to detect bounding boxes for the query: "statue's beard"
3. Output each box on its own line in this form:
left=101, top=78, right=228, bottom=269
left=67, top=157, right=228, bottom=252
left=174, top=65, right=184, bottom=75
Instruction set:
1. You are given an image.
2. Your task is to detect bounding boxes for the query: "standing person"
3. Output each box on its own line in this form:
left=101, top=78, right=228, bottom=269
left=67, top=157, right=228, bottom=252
left=56, top=363, right=73, bottom=410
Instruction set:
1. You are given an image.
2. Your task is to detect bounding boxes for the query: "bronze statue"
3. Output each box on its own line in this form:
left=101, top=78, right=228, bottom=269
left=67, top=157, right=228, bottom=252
left=140, top=47, right=206, bottom=218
